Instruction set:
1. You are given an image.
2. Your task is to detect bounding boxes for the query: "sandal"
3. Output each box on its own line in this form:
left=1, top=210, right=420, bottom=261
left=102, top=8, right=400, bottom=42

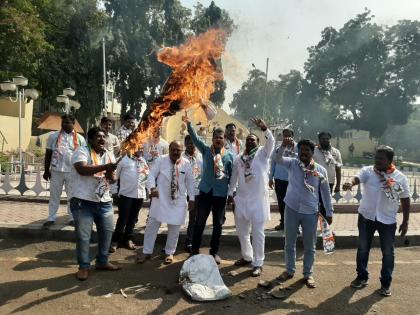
left=234, top=258, right=252, bottom=266
left=164, top=254, right=174, bottom=265
left=304, top=276, right=317, bottom=289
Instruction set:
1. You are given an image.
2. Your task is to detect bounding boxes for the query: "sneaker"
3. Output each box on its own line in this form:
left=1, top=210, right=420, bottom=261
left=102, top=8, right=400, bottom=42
left=109, top=242, right=118, bottom=253
left=251, top=266, right=262, bottom=277
left=42, top=221, right=55, bottom=229
left=378, top=286, right=391, bottom=297
left=350, top=277, right=369, bottom=289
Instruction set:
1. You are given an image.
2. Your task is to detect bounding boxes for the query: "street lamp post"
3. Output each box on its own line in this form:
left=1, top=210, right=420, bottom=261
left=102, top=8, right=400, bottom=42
left=56, top=87, right=77, bottom=113
left=251, top=58, right=270, bottom=121
left=0, top=76, right=38, bottom=168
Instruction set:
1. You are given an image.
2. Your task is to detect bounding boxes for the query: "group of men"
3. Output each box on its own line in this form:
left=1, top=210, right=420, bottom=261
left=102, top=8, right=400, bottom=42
left=43, top=111, right=410, bottom=297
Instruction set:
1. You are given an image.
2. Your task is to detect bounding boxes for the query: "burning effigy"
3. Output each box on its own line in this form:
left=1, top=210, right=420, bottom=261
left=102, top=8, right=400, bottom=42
left=121, top=29, right=226, bottom=155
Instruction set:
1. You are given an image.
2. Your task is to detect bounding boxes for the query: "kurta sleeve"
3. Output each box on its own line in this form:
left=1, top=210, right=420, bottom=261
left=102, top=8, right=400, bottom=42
left=147, top=157, right=160, bottom=190
left=228, top=158, right=240, bottom=196
left=261, top=129, right=275, bottom=159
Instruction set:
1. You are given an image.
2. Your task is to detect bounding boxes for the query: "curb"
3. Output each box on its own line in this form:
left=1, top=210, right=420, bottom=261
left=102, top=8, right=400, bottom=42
left=1, top=225, right=419, bottom=250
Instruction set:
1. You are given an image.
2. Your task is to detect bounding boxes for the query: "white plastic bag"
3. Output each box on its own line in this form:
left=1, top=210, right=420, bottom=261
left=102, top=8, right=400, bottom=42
left=179, top=254, right=231, bottom=301
left=201, top=100, right=217, bottom=121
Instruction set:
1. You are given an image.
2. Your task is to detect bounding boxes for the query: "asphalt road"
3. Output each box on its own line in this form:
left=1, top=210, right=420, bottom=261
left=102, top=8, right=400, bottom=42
left=1, top=238, right=420, bottom=315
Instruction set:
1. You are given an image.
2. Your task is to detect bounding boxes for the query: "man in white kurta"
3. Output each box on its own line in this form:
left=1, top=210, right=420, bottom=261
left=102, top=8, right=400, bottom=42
left=138, top=141, right=195, bottom=264
left=228, top=118, right=274, bottom=277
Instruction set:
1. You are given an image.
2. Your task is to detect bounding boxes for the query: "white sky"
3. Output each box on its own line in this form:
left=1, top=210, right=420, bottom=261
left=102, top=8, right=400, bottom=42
left=181, top=0, right=420, bottom=112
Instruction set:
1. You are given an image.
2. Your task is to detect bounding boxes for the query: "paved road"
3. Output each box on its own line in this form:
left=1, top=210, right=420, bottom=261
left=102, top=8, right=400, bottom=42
left=0, top=239, right=420, bottom=314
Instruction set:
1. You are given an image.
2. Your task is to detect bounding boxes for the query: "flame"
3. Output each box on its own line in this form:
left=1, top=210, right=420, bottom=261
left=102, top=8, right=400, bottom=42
left=121, top=29, right=227, bottom=155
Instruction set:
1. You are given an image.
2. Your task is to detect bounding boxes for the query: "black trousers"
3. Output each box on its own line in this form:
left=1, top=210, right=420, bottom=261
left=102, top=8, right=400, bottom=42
left=112, top=195, right=143, bottom=243
left=274, top=179, right=288, bottom=224
left=186, top=195, right=199, bottom=245
left=191, top=190, right=227, bottom=255
left=319, top=184, right=334, bottom=218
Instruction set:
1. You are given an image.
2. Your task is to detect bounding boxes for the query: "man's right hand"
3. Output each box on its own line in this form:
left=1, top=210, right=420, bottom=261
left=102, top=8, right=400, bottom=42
left=227, top=195, right=234, bottom=205
left=282, top=137, right=293, bottom=147
left=269, top=179, right=274, bottom=189
left=104, top=163, right=118, bottom=173
left=182, top=111, right=190, bottom=125
left=43, top=170, right=51, bottom=181
left=149, top=188, right=159, bottom=198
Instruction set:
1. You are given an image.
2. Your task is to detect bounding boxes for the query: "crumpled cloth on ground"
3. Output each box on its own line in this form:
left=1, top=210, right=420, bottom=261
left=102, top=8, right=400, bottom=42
left=179, top=254, right=231, bottom=301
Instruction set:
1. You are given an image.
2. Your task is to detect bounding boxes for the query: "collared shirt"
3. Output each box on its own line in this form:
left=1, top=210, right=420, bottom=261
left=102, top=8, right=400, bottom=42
left=188, top=123, right=233, bottom=197
left=357, top=166, right=410, bottom=224
left=46, top=130, right=86, bottom=173
left=117, top=155, right=148, bottom=199
left=272, top=146, right=334, bottom=216
left=224, top=138, right=243, bottom=158
left=116, top=125, right=132, bottom=142
left=182, top=151, right=203, bottom=196
left=104, top=132, right=120, bottom=157
left=143, top=138, right=169, bottom=167
left=70, top=147, right=116, bottom=203
left=270, top=143, right=297, bottom=181
left=313, top=146, right=342, bottom=184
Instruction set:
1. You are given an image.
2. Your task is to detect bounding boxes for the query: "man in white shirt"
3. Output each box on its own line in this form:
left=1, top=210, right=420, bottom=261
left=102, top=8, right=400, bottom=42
left=313, top=131, right=342, bottom=218
left=343, top=145, right=410, bottom=297
left=116, top=113, right=136, bottom=142
left=70, top=126, right=120, bottom=281
left=224, top=123, right=244, bottom=158
left=101, top=117, right=120, bottom=156
left=182, top=134, right=203, bottom=253
left=109, top=148, right=149, bottom=252
left=43, top=114, right=86, bottom=228
left=143, top=128, right=169, bottom=168
left=137, top=141, right=195, bottom=265
left=228, top=118, right=274, bottom=277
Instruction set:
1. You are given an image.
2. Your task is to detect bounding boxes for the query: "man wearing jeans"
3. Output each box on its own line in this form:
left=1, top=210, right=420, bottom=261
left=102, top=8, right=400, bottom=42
left=343, top=145, right=410, bottom=297
left=272, top=138, right=333, bottom=288
left=183, top=112, right=234, bottom=264
left=70, top=127, right=120, bottom=281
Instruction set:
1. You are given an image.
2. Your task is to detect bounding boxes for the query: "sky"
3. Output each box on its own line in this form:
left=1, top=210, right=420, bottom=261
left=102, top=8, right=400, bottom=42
left=180, top=0, right=420, bottom=112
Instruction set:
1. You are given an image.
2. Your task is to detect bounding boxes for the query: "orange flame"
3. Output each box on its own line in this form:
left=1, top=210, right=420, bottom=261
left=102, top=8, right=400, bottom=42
left=121, top=29, right=227, bottom=155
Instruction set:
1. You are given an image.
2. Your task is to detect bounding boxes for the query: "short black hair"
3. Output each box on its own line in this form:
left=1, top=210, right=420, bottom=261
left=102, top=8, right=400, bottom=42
left=376, top=145, right=394, bottom=162
left=61, top=113, right=75, bottom=123
left=225, top=123, right=236, bottom=130
left=100, top=116, right=113, bottom=125
left=213, top=127, right=225, bottom=138
left=297, top=139, right=315, bottom=152
left=184, top=134, right=192, bottom=143
left=318, top=131, right=332, bottom=139
left=123, top=113, right=136, bottom=121
left=247, top=132, right=260, bottom=143
left=87, top=126, right=105, bottom=142
left=282, top=128, right=294, bottom=136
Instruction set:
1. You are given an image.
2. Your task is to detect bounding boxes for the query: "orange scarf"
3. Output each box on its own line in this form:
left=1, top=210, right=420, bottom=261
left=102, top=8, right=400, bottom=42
left=56, top=130, right=79, bottom=150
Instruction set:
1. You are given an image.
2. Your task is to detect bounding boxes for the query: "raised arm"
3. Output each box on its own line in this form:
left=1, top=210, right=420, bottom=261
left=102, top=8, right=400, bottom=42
left=271, top=144, right=294, bottom=169
left=182, top=112, right=207, bottom=153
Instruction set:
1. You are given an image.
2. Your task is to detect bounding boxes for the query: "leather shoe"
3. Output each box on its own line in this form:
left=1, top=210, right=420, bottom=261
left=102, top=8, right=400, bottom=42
left=95, top=262, right=121, bottom=271
left=76, top=269, right=89, bottom=281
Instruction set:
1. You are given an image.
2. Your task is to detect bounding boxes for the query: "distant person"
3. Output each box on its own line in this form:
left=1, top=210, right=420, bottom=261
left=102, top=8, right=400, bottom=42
left=228, top=118, right=274, bottom=277
left=182, top=135, right=203, bottom=253
left=349, top=143, right=355, bottom=158
left=143, top=128, right=169, bottom=168
left=137, top=141, right=195, bottom=265
left=313, top=132, right=342, bottom=218
left=269, top=128, right=297, bottom=231
left=183, top=112, right=234, bottom=264
left=272, top=138, right=333, bottom=289
left=116, top=113, right=136, bottom=142
left=224, top=123, right=243, bottom=158
left=70, top=127, right=120, bottom=281
left=109, top=147, right=149, bottom=253
left=100, top=117, right=120, bottom=156
left=343, top=145, right=410, bottom=297
left=43, top=114, right=86, bottom=228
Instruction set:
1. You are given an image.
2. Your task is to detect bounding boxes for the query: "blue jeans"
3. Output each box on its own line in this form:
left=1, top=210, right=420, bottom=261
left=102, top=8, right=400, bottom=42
left=70, top=198, right=114, bottom=270
left=356, top=214, right=396, bottom=289
left=284, top=206, right=318, bottom=278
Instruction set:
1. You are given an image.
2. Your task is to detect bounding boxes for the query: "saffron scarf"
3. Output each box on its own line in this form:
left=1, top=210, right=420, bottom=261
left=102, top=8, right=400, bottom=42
left=297, top=159, right=326, bottom=194
left=211, top=146, right=225, bottom=179
left=56, top=130, right=80, bottom=150
left=374, top=164, right=403, bottom=202
left=240, top=147, right=258, bottom=182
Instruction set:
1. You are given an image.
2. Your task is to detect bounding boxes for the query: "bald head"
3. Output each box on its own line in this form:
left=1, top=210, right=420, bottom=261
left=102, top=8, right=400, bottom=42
left=169, top=141, right=183, bottom=162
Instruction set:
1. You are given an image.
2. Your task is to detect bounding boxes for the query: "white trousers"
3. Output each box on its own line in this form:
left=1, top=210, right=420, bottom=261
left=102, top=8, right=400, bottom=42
left=235, top=215, right=266, bottom=267
left=142, top=216, right=181, bottom=255
left=48, top=170, right=72, bottom=221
